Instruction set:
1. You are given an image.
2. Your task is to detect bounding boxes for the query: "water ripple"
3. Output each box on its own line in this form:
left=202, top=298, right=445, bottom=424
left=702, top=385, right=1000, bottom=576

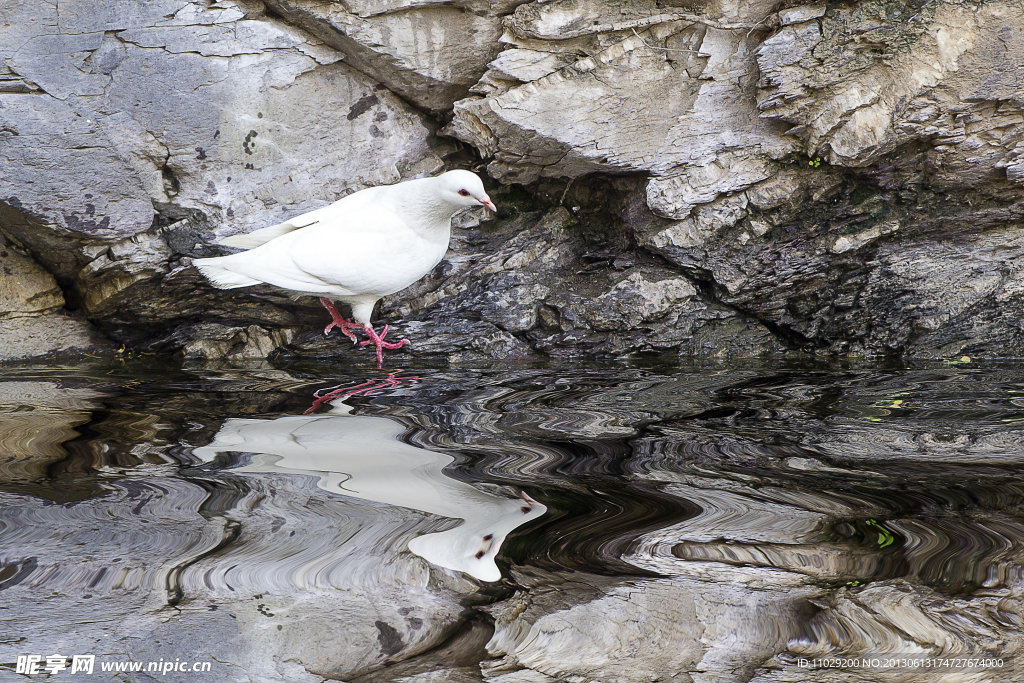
left=2, top=364, right=1024, bottom=680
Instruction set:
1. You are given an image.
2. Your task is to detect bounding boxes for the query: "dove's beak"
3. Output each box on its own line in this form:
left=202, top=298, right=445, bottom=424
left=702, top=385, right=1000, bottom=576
left=479, top=195, right=496, bottom=212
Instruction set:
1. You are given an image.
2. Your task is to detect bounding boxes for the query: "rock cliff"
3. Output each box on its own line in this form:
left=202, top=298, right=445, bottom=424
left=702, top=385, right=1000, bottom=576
left=2, top=0, right=1023, bottom=361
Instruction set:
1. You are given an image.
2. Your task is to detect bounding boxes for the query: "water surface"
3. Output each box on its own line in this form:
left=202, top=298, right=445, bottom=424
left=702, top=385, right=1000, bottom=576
left=1, top=359, right=1022, bottom=681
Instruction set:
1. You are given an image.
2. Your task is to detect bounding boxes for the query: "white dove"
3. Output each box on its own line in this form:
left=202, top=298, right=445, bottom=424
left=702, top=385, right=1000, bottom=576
left=194, top=170, right=495, bottom=365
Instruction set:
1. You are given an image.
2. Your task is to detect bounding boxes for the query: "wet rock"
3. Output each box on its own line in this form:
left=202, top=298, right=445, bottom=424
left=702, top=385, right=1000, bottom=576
left=283, top=318, right=533, bottom=364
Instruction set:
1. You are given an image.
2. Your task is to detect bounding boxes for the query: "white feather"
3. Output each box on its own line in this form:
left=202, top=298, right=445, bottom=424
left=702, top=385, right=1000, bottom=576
left=193, top=261, right=262, bottom=289
left=218, top=218, right=316, bottom=249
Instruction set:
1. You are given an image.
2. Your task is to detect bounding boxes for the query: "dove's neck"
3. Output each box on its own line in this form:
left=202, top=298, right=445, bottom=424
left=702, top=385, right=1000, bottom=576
left=384, top=177, right=459, bottom=244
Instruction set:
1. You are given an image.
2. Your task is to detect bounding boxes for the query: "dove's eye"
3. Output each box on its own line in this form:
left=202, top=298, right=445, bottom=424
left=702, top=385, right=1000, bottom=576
left=458, top=189, right=470, bottom=196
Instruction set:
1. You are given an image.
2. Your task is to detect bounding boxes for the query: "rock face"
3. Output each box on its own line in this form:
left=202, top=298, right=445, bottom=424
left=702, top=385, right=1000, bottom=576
left=2, top=0, right=1024, bottom=360
left=263, top=0, right=508, bottom=112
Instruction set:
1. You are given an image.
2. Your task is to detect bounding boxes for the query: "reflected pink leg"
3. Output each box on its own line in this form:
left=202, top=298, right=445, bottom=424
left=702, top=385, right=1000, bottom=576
left=304, top=370, right=421, bottom=414
left=318, top=297, right=360, bottom=344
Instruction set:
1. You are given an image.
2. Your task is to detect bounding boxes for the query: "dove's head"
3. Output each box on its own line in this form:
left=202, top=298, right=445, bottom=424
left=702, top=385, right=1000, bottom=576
left=436, top=170, right=496, bottom=212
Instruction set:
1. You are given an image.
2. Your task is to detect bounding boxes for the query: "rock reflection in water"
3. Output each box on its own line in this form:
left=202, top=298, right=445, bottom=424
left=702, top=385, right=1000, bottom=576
left=193, top=400, right=547, bottom=582
left=0, top=363, right=1022, bottom=682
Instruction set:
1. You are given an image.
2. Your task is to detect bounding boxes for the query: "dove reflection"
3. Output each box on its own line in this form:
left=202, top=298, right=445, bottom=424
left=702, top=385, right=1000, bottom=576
left=193, top=401, right=546, bottom=582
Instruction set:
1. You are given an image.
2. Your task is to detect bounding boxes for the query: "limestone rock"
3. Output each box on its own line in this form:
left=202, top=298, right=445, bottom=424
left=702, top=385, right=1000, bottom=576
left=180, top=323, right=296, bottom=359
left=0, top=2, right=435, bottom=269
left=756, top=0, right=1024, bottom=178
left=0, top=238, right=63, bottom=318
left=264, top=0, right=504, bottom=112
left=546, top=271, right=696, bottom=331
left=2, top=0, right=1024, bottom=361
left=0, top=314, right=113, bottom=361
left=0, top=236, right=113, bottom=360
left=777, top=5, right=826, bottom=27
left=447, top=0, right=796, bottom=219
left=0, top=94, right=155, bottom=277
left=632, top=158, right=1024, bottom=356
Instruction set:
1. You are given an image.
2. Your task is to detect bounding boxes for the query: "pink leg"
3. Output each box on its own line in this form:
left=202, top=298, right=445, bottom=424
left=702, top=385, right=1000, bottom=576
left=359, top=324, right=410, bottom=367
left=318, top=297, right=360, bottom=344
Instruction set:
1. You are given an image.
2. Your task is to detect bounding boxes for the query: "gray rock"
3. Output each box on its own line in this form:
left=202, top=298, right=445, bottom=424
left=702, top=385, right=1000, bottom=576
left=757, top=0, right=1024, bottom=174
left=3, top=0, right=1024, bottom=361
left=447, top=0, right=795, bottom=218
left=0, top=94, right=155, bottom=276
left=777, top=5, right=826, bottom=27
left=0, top=0, right=440, bottom=359
left=0, top=236, right=114, bottom=360
left=263, top=0, right=504, bottom=112
left=0, top=313, right=114, bottom=361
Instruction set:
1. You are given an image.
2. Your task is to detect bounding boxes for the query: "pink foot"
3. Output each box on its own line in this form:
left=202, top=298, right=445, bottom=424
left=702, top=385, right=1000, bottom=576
left=359, top=324, right=410, bottom=367
left=319, top=297, right=360, bottom=344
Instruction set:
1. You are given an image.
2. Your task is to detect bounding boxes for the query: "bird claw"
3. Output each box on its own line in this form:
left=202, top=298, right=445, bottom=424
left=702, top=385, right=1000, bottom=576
left=358, top=339, right=409, bottom=350
left=320, top=300, right=409, bottom=365
left=320, top=298, right=360, bottom=343
left=360, top=324, right=410, bottom=367
left=358, top=324, right=409, bottom=350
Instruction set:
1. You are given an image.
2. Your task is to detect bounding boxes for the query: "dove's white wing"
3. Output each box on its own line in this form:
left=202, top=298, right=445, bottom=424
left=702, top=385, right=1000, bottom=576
left=198, top=202, right=446, bottom=298
left=217, top=185, right=388, bottom=249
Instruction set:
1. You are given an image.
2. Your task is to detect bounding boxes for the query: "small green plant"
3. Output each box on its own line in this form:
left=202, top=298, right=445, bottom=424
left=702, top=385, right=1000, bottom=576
left=865, top=519, right=895, bottom=548
left=808, top=157, right=822, bottom=168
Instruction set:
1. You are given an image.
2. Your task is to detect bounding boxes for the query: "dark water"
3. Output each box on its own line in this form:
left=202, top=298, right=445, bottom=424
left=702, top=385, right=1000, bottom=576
left=1, top=359, right=1023, bottom=681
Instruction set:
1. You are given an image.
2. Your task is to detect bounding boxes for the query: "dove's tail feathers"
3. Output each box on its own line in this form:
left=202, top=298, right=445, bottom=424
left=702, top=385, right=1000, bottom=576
left=218, top=217, right=319, bottom=249
left=194, top=258, right=262, bottom=289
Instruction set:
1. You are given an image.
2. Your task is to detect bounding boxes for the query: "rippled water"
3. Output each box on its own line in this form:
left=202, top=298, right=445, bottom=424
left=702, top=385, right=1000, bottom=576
left=1, top=359, right=1023, bottom=682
